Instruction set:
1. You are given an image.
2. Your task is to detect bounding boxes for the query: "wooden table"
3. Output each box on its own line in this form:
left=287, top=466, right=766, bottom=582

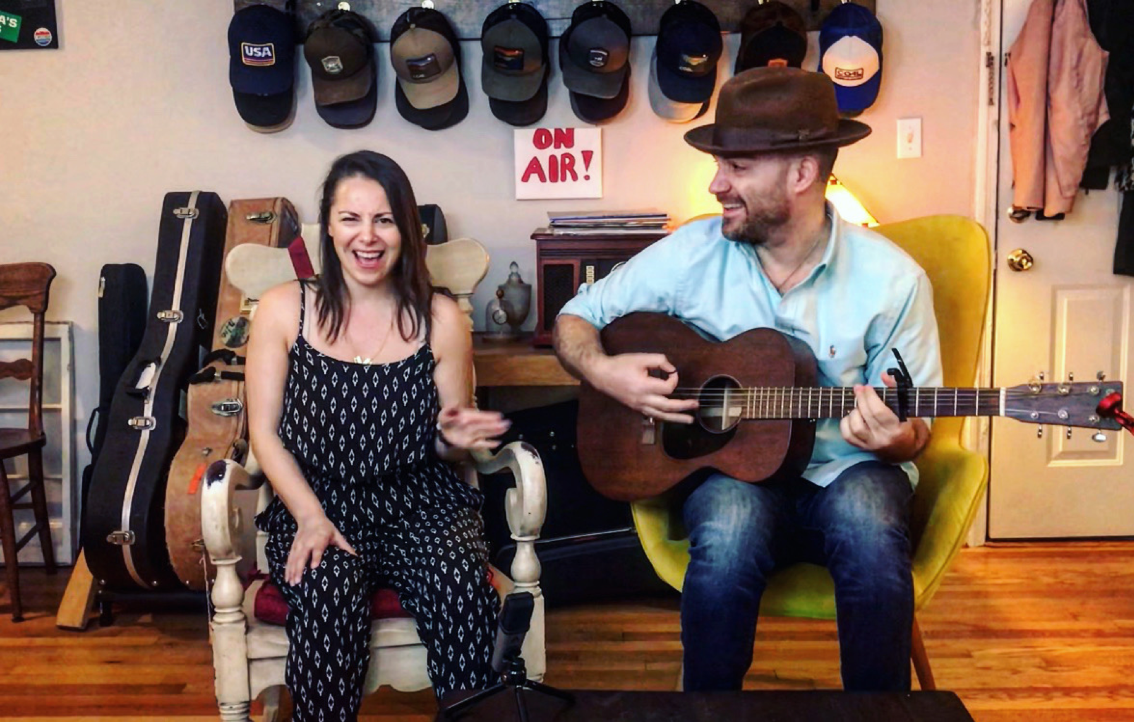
left=473, top=333, right=576, bottom=387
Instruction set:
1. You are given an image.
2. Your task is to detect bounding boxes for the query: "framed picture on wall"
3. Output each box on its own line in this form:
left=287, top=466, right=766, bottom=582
left=0, top=0, right=58, bottom=50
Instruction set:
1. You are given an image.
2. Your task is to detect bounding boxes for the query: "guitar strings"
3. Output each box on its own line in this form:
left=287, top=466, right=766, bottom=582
left=666, top=388, right=1075, bottom=398
left=666, top=389, right=1091, bottom=415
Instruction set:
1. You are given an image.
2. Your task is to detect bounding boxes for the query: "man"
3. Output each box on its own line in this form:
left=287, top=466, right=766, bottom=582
left=553, top=67, right=942, bottom=692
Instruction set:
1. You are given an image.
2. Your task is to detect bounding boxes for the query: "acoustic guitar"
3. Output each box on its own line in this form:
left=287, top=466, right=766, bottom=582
left=577, top=313, right=1127, bottom=501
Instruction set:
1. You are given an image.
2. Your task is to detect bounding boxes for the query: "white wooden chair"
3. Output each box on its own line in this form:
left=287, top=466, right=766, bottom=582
left=204, top=233, right=547, bottom=721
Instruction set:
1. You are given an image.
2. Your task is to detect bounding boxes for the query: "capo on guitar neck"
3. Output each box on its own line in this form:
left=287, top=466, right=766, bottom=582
left=888, top=348, right=913, bottom=422
left=1097, top=392, right=1134, bottom=437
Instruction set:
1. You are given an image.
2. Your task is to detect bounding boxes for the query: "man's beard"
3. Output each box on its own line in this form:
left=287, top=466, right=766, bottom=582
left=720, top=192, right=791, bottom=246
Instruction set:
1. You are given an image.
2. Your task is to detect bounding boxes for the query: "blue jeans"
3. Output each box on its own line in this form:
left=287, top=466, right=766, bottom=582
left=680, top=461, right=914, bottom=692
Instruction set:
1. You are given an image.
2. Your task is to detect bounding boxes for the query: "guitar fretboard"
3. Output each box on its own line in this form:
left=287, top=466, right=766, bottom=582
left=726, top=387, right=1003, bottom=420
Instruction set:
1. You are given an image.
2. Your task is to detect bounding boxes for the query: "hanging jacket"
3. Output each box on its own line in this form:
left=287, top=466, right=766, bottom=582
left=1081, top=0, right=1134, bottom=189
left=1007, top=0, right=1109, bottom=216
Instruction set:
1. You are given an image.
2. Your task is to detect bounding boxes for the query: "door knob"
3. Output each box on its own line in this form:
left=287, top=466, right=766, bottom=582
left=1007, top=249, right=1034, bottom=272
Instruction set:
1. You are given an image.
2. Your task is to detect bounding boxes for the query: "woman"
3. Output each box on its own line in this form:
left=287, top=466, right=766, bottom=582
left=247, top=150, right=509, bottom=720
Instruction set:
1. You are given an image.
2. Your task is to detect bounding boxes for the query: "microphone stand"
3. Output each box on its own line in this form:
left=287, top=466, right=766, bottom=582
left=440, top=646, right=573, bottom=722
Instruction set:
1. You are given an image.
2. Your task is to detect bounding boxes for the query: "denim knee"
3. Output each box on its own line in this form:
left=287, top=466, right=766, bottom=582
left=684, top=473, right=780, bottom=582
left=814, top=463, right=913, bottom=587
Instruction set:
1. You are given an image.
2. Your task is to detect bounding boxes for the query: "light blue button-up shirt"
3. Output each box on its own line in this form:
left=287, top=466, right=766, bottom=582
left=558, top=207, right=943, bottom=487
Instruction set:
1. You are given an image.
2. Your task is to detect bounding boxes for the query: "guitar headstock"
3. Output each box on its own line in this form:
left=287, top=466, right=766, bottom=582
left=1003, top=381, right=1125, bottom=430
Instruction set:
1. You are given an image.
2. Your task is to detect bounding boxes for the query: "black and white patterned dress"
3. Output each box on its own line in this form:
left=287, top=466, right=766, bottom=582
left=256, top=283, right=497, bottom=721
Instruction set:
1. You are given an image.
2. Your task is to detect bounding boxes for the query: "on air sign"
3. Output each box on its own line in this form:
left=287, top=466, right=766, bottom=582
left=514, top=127, right=602, bottom=200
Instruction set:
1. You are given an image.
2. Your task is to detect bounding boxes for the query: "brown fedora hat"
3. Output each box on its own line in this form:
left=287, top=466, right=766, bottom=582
left=685, top=66, right=871, bottom=155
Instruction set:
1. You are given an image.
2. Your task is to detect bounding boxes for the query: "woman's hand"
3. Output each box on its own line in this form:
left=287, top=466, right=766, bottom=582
left=437, top=406, right=511, bottom=451
left=285, top=511, right=357, bottom=586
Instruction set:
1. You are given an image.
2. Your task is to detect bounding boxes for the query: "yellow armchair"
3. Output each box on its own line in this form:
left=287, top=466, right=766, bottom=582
left=631, top=215, right=992, bottom=690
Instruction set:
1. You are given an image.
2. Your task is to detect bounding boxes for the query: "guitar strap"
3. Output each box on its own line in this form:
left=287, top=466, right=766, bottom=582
left=888, top=348, right=914, bottom=422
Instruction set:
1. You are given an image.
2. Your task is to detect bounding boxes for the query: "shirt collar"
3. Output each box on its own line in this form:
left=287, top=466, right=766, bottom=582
left=813, top=201, right=841, bottom=273
left=725, top=202, right=843, bottom=288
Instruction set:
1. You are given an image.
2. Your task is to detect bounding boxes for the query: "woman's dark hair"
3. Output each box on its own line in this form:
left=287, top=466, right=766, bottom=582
left=314, top=151, right=431, bottom=344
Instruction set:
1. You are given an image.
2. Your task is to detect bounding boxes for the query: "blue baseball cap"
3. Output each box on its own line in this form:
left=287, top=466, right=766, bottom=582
left=228, top=4, right=297, bottom=130
left=819, top=3, right=883, bottom=115
left=654, top=1, right=722, bottom=105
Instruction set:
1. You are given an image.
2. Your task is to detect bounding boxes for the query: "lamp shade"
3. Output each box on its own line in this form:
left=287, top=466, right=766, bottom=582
left=826, top=175, right=878, bottom=227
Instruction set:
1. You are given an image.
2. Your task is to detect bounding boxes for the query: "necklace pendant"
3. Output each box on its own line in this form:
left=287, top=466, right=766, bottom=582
left=354, top=355, right=372, bottom=366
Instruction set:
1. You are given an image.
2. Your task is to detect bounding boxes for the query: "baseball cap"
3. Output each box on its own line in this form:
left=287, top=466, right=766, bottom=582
left=735, top=1, right=807, bottom=74
left=395, top=73, right=469, bottom=130
left=391, top=7, right=468, bottom=130
left=481, top=2, right=550, bottom=126
left=649, top=1, right=720, bottom=123
left=654, top=1, right=721, bottom=103
left=228, top=4, right=297, bottom=131
left=304, top=9, right=377, bottom=129
left=570, top=64, right=631, bottom=123
left=820, top=3, right=883, bottom=115
left=316, top=75, right=378, bottom=129
left=482, top=3, right=548, bottom=102
left=559, top=1, right=632, bottom=101
left=490, top=76, right=549, bottom=126
left=649, top=49, right=707, bottom=123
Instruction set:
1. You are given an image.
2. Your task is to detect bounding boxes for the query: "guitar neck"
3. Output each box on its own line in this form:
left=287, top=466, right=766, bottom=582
left=735, top=386, right=1004, bottom=420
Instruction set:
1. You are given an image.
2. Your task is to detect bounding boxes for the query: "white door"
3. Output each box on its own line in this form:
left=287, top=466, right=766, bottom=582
left=988, top=0, right=1134, bottom=538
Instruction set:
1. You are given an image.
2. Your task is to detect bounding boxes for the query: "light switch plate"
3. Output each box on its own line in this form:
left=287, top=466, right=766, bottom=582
left=897, top=118, right=922, bottom=159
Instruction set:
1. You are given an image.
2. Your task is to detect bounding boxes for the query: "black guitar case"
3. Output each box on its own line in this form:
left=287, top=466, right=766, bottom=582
left=83, top=192, right=226, bottom=591
left=80, top=264, right=148, bottom=540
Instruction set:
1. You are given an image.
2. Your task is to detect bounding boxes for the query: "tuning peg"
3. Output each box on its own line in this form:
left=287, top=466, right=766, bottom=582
left=1068, top=371, right=1075, bottom=381
left=1066, top=426, right=1073, bottom=439
left=1037, top=426, right=1044, bottom=438
left=1093, top=431, right=1107, bottom=443
left=1039, top=371, right=1045, bottom=381
left=1097, top=371, right=1107, bottom=381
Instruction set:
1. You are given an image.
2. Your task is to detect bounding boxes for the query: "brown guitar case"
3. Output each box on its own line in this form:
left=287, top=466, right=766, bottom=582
left=164, top=197, right=298, bottom=590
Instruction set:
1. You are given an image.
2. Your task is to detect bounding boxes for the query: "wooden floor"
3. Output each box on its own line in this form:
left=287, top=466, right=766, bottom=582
left=2, top=542, right=1133, bottom=721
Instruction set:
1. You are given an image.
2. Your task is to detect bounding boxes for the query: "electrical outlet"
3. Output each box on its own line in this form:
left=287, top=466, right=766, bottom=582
left=897, top=118, right=922, bottom=159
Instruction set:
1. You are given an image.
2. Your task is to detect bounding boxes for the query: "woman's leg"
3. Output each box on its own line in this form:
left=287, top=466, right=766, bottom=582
left=393, top=506, right=498, bottom=700
left=266, top=534, right=374, bottom=722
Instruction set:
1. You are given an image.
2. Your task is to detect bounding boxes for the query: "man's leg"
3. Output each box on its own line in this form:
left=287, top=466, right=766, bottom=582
left=681, top=473, right=790, bottom=691
left=802, top=461, right=914, bottom=691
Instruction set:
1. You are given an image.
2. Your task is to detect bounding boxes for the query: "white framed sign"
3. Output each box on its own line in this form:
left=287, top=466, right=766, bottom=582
left=514, top=127, right=602, bottom=200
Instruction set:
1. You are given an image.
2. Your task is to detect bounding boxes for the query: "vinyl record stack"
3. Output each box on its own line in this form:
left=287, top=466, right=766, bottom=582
left=540, top=209, right=671, bottom=237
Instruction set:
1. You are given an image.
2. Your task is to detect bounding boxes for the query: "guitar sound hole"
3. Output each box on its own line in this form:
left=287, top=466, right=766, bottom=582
left=696, top=375, right=743, bottom=433
left=662, top=375, right=740, bottom=461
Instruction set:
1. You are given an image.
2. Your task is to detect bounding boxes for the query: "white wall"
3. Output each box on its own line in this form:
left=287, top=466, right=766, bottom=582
left=0, top=0, right=981, bottom=480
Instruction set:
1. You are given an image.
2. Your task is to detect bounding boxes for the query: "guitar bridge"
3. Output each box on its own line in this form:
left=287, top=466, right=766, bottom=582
left=641, top=416, right=657, bottom=445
